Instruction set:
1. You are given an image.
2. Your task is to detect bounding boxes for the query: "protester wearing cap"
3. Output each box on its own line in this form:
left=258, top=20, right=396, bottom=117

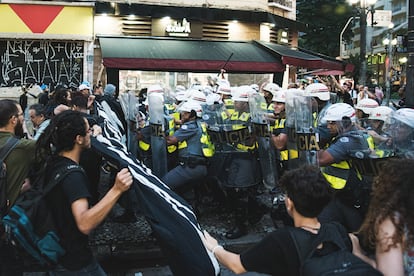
left=317, top=103, right=373, bottom=232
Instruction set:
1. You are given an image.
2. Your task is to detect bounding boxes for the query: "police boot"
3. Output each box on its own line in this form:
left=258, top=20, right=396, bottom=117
left=225, top=206, right=248, bottom=239
left=248, top=196, right=268, bottom=226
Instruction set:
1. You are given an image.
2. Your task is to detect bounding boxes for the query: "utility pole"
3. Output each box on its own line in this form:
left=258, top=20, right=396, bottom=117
left=407, top=0, right=414, bottom=108
left=359, top=10, right=367, bottom=86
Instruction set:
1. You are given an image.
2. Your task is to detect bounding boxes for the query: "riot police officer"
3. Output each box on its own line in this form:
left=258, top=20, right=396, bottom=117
left=162, top=101, right=211, bottom=192
left=317, top=103, right=373, bottom=232
left=222, top=86, right=263, bottom=239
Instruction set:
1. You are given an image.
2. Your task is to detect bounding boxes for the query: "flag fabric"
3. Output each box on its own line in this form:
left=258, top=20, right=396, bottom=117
left=93, top=101, right=219, bottom=275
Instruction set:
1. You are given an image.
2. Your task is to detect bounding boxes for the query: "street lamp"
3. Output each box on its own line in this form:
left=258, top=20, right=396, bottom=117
left=348, top=0, right=377, bottom=86
left=383, top=26, right=397, bottom=106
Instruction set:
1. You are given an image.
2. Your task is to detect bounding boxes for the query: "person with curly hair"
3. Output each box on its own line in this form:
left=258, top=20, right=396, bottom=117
left=359, top=158, right=414, bottom=275
left=203, top=165, right=375, bottom=275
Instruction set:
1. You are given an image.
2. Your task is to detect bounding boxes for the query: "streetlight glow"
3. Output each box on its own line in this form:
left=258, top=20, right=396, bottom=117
left=347, top=0, right=377, bottom=86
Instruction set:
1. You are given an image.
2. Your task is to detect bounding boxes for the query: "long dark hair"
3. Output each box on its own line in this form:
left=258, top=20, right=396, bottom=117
left=35, top=110, right=87, bottom=164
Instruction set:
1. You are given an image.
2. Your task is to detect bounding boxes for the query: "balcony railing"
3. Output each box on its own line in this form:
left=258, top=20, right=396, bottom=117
left=268, top=0, right=293, bottom=11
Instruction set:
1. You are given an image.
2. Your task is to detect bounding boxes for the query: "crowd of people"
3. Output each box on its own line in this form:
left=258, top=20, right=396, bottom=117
left=0, top=73, right=413, bottom=275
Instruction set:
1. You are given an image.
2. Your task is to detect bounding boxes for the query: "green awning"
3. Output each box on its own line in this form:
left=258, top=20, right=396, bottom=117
left=99, top=36, right=285, bottom=73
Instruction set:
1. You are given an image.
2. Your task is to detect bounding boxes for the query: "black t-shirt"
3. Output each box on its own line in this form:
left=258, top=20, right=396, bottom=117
left=240, top=226, right=352, bottom=276
left=45, top=156, right=93, bottom=270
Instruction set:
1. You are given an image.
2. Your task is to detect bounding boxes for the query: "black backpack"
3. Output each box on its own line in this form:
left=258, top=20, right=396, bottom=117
left=0, top=136, right=20, bottom=218
left=2, top=164, right=83, bottom=267
left=289, top=222, right=383, bottom=276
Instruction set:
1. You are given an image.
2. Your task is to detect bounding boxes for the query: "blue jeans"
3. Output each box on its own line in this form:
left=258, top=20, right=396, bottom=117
left=49, top=259, right=106, bottom=276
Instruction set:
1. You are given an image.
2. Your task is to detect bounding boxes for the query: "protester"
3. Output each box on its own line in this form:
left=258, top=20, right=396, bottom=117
left=19, top=89, right=28, bottom=113
left=203, top=165, right=373, bottom=275
left=0, top=99, right=36, bottom=275
left=35, top=110, right=133, bottom=274
left=28, top=104, right=50, bottom=140
left=359, top=159, right=414, bottom=276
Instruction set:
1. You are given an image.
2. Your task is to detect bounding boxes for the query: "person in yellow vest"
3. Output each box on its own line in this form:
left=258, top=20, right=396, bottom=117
left=355, top=98, right=379, bottom=130
left=365, top=106, right=393, bottom=149
left=162, top=101, right=211, bottom=196
left=222, top=87, right=265, bottom=240
left=270, top=89, right=289, bottom=177
left=317, top=103, right=372, bottom=232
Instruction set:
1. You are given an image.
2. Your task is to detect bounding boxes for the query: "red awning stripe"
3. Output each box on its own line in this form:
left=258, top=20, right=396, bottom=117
left=103, top=58, right=285, bottom=73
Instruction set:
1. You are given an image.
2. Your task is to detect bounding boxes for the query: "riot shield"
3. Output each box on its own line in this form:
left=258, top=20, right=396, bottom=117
left=249, top=93, right=278, bottom=190
left=294, top=94, right=319, bottom=165
left=148, top=93, right=168, bottom=178
left=284, top=89, right=304, bottom=169
left=119, top=91, right=139, bottom=156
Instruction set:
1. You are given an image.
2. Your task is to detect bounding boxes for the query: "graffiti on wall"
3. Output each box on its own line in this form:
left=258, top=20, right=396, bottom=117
left=0, top=40, right=83, bottom=88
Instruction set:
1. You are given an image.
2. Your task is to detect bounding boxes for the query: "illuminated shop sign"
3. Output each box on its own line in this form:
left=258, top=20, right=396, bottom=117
left=166, top=18, right=191, bottom=37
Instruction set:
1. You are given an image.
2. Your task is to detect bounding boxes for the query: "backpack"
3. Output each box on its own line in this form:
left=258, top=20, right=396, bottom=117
left=2, top=164, right=83, bottom=267
left=0, top=136, right=20, bottom=218
left=289, top=222, right=383, bottom=276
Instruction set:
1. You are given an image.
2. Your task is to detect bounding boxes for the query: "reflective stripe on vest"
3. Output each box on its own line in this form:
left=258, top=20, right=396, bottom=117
left=139, top=140, right=150, bottom=151
left=224, top=99, right=235, bottom=116
left=230, top=111, right=255, bottom=152
left=200, top=122, right=215, bottom=157
left=274, top=118, right=289, bottom=161
left=177, top=122, right=215, bottom=158
left=321, top=160, right=350, bottom=189
left=167, top=118, right=177, bottom=153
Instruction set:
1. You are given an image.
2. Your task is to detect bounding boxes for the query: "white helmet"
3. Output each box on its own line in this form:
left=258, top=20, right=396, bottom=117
left=323, top=103, right=356, bottom=122
left=232, top=86, right=254, bottom=102
left=178, top=100, right=202, bottom=118
left=356, top=98, right=379, bottom=114
left=392, top=108, right=414, bottom=128
left=368, top=106, right=394, bottom=124
left=175, top=85, right=186, bottom=92
left=187, top=89, right=206, bottom=104
left=271, top=89, right=286, bottom=103
left=206, top=93, right=221, bottom=105
left=263, top=82, right=280, bottom=95
left=147, top=84, right=164, bottom=94
left=305, top=83, right=330, bottom=101
left=175, top=90, right=189, bottom=102
left=217, top=81, right=232, bottom=95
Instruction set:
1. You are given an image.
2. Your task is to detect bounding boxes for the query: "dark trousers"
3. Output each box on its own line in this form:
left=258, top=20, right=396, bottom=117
left=0, top=240, right=23, bottom=276
left=318, top=197, right=363, bottom=232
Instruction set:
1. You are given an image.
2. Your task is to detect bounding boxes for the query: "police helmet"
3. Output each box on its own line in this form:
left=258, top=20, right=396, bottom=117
left=178, top=100, right=202, bottom=118
left=368, top=106, right=394, bottom=124
left=147, top=84, right=164, bottom=94
left=217, top=81, right=232, bottom=95
left=271, top=89, right=286, bottom=103
left=304, top=83, right=330, bottom=101
left=263, top=83, right=280, bottom=95
left=356, top=98, right=379, bottom=114
left=392, top=108, right=414, bottom=129
left=323, top=103, right=356, bottom=122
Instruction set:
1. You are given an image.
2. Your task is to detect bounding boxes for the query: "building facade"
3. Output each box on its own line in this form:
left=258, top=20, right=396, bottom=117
left=344, top=0, right=408, bottom=88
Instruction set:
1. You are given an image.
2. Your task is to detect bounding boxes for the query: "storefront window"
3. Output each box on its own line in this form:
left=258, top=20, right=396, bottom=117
left=119, top=70, right=273, bottom=94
